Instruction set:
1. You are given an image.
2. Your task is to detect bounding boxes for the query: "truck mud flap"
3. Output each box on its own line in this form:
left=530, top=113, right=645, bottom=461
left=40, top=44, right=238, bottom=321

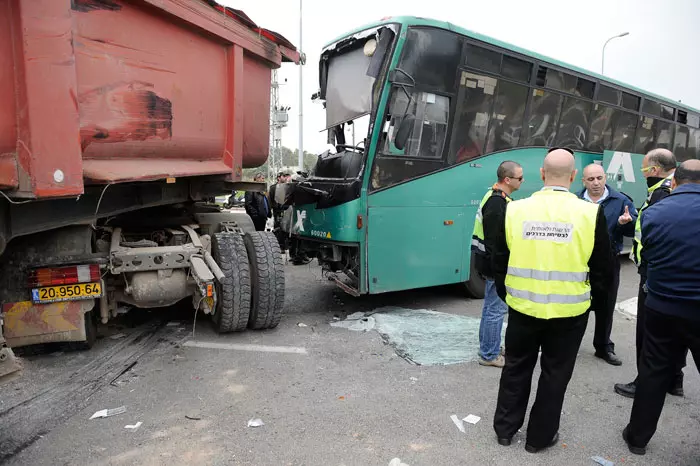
left=2, top=300, right=95, bottom=348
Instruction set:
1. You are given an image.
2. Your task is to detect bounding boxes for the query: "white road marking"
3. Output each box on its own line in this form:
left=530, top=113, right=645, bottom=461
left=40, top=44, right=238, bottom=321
left=616, top=297, right=638, bottom=319
left=183, top=340, right=308, bottom=354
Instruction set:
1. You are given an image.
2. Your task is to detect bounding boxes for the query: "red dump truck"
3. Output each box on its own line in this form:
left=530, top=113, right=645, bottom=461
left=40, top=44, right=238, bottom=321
left=0, top=0, right=299, bottom=379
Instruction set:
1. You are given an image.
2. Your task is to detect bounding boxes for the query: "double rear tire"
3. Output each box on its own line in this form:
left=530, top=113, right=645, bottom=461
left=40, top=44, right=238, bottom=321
left=210, top=231, right=285, bottom=333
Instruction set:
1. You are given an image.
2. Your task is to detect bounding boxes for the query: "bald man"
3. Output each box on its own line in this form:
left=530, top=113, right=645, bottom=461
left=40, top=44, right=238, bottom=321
left=623, top=159, right=700, bottom=455
left=578, top=164, right=638, bottom=366
left=615, top=148, right=687, bottom=399
left=491, top=148, right=612, bottom=453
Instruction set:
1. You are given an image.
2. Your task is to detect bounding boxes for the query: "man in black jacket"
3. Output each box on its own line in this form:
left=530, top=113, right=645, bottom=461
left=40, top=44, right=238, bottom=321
left=244, top=172, right=271, bottom=231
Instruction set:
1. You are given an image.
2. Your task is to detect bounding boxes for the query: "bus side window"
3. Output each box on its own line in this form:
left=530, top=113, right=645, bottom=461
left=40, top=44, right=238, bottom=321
left=673, top=125, right=692, bottom=162
left=588, top=105, right=636, bottom=153
left=447, top=71, right=497, bottom=164
left=635, top=116, right=673, bottom=154
left=522, top=89, right=563, bottom=147
left=555, top=96, right=593, bottom=150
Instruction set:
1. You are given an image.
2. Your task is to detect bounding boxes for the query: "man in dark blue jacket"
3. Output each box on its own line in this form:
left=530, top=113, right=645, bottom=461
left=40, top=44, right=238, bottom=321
left=622, top=159, right=700, bottom=455
left=578, top=163, right=637, bottom=366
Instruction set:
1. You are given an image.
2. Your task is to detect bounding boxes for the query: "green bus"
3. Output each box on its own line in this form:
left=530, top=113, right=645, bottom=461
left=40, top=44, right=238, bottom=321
left=279, top=16, right=700, bottom=298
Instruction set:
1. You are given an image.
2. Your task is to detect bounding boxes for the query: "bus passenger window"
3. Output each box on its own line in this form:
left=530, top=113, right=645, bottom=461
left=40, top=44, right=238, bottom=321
left=485, top=80, right=529, bottom=152
left=674, top=125, right=692, bottom=162
left=522, top=89, right=563, bottom=147
left=635, top=116, right=673, bottom=153
left=588, top=105, right=636, bottom=153
left=555, top=97, right=593, bottom=150
left=447, top=71, right=497, bottom=164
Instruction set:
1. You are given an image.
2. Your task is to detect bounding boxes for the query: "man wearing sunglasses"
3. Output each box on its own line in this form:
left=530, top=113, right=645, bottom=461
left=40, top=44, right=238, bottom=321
left=578, top=163, right=638, bottom=366
left=472, top=160, right=524, bottom=368
left=615, top=148, right=687, bottom=399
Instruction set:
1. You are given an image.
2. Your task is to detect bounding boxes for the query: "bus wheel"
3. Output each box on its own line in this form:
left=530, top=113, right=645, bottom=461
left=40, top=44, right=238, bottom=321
left=464, top=253, right=485, bottom=299
left=243, top=231, right=285, bottom=330
left=211, top=232, right=251, bottom=333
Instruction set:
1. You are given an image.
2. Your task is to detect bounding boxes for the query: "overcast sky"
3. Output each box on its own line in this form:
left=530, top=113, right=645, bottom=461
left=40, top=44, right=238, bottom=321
left=223, top=0, right=700, bottom=155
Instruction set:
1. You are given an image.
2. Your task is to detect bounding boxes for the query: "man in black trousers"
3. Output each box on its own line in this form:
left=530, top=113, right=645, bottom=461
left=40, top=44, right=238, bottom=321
left=623, top=159, right=700, bottom=455
left=491, top=148, right=612, bottom=453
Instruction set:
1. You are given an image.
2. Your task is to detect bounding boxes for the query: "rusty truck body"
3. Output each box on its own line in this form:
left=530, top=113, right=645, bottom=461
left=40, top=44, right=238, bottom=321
left=0, top=0, right=299, bottom=380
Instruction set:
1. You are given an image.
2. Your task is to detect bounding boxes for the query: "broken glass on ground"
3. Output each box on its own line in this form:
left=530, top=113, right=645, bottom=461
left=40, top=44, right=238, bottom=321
left=330, top=307, right=506, bottom=366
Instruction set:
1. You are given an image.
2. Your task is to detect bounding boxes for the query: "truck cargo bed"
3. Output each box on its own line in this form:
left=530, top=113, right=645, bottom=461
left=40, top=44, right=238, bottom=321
left=0, top=0, right=298, bottom=198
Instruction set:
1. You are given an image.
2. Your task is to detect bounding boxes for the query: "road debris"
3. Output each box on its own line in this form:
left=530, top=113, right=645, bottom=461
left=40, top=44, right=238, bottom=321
left=450, top=414, right=465, bottom=433
left=125, top=422, right=142, bottom=430
left=591, top=456, right=615, bottom=466
left=247, top=418, right=264, bottom=428
left=90, top=406, right=127, bottom=420
left=331, top=307, right=506, bottom=365
left=185, top=414, right=202, bottom=421
left=463, top=414, right=481, bottom=425
left=388, top=458, right=409, bottom=466
left=297, top=323, right=308, bottom=327
left=109, top=333, right=127, bottom=340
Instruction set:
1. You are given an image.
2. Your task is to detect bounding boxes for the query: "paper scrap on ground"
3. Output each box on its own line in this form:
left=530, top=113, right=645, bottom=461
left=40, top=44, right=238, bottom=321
left=90, top=406, right=127, bottom=420
left=331, top=307, right=506, bottom=365
left=388, top=458, right=409, bottom=466
left=450, top=414, right=465, bottom=433
left=591, top=456, right=615, bottom=466
left=125, top=422, right=142, bottom=430
left=247, top=418, right=264, bottom=428
left=616, top=297, right=637, bottom=319
left=463, top=414, right=481, bottom=425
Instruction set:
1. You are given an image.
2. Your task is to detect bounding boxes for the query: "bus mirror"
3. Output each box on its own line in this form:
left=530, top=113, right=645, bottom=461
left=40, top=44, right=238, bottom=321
left=394, top=115, right=415, bottom=150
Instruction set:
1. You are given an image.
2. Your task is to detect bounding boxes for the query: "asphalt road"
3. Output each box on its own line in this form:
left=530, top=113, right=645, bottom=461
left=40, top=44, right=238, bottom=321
left=2, top=257, right=699, bottom=466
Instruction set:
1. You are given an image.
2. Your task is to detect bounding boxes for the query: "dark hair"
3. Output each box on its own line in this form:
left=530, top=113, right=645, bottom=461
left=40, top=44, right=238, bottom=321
left=674, top=160, right=700, bottom=185
left=497, top=161, right=522, bottom=182
left=647, top=148, right=677, bottom=172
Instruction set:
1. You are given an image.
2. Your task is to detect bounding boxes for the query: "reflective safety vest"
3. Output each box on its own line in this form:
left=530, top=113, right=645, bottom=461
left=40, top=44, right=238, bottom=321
left=632, top=173, right=674, bottom=266
left=471, top=186, right=511, bottom=255
left=504, top=188, right=599, bottom=319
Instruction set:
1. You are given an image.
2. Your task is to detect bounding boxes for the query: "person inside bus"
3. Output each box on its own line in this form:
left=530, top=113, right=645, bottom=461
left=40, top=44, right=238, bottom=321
left=577, top=163, right=637, bottom=366
left=472, top=161, right=524, bottom=368
left=491, top=148, right=612, bottom=452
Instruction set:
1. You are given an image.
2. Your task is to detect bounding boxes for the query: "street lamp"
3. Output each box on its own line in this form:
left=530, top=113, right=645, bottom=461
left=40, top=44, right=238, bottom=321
left=601, top=32, right=629, bottom=75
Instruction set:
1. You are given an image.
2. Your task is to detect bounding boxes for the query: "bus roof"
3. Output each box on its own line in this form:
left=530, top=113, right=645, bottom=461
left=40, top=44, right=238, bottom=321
left=324, top=16, right=700, bottom=116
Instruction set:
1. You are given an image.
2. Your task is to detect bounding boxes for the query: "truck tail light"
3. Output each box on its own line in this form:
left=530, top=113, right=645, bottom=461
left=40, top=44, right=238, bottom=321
left=29, top=264, right=101, bottom=288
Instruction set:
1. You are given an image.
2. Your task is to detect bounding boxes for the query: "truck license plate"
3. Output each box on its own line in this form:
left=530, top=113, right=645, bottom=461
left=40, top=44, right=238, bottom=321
left=31, top=283, right=103, bottom=304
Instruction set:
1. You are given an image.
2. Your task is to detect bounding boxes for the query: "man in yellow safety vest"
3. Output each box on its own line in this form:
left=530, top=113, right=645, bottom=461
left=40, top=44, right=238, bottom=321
left=491, top=148, right=612, bottom=453
left=615, top=148, right=687, bottom=399
left=472, top=161, right=524, bottom=368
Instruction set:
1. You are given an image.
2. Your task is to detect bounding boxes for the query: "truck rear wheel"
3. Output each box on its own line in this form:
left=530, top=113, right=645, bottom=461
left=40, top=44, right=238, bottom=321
left=211, top=233, right=251, bottom=333
left=464, top=252, right=486, bottom=299
left=69, top=308, right=98, bottom=351
left=243, top=232, right=285, bottom=330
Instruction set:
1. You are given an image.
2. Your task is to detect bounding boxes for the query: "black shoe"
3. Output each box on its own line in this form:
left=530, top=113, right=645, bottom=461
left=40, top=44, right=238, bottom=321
left=668, top=375, right=684, bottom=397
left=622, top=426, right=646, bottom=455
left=497, top=437, right=512, bottom=446
left=595, top=350, right=622, bottom=366
left=614, top=380, right=636, bottom=398
left=525, top=432, right=559, bottom=453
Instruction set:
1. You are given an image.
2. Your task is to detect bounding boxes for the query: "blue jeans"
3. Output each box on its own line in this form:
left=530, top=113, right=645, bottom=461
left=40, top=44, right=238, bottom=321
left=479, top=279, right=508, bottom=361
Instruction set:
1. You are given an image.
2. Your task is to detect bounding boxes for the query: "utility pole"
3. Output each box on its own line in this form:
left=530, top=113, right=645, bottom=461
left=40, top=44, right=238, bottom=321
left=297, top=0, right=304, bottom=173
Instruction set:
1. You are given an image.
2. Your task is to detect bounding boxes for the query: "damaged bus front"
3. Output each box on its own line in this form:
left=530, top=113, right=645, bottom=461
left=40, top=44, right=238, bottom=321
left=279, top=22, right=401, bottom=295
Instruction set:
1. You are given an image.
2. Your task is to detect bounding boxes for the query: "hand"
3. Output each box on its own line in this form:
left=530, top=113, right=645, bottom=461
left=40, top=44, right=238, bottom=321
left=618, top=205, right=633, bottom=225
